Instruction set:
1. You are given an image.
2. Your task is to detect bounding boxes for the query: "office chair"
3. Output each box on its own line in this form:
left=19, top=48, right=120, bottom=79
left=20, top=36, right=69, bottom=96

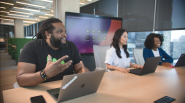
left=13, top=82, right=20, bottom=88
left=133, top=48, right=145, bottom=65
left=93, top=45, right=110, bottom=72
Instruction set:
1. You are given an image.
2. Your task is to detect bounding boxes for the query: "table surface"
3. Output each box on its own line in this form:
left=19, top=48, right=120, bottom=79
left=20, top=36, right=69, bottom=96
left=3, top=66, right=185, bottom=103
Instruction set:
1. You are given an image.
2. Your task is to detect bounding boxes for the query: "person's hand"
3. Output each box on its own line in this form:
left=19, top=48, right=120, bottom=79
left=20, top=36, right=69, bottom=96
left=117, top=67, right=130, bottom=73
left=133, top=64, right=143, bottom=69
left=162, top=62, right=171, bottom=67
left=44, top=55, right=73, bottom=78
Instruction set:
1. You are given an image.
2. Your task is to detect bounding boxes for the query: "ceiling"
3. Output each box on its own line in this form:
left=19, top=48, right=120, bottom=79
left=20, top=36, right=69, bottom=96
left=0, top=0, right=99, bottom=26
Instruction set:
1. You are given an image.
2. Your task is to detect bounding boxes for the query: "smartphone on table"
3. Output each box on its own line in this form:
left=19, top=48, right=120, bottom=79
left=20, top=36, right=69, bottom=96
left=30, top=95, right=46, bottom=103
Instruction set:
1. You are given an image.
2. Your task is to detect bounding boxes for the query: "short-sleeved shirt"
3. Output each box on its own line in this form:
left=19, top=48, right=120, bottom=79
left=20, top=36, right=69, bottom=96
left=18, top=39, right=81, bottom=83
left=105, top=46, right=130, bottom=69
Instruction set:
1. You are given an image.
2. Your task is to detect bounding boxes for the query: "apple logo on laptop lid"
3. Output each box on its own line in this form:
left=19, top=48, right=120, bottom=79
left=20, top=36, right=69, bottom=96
left=81, top=83, right=85, bottom=88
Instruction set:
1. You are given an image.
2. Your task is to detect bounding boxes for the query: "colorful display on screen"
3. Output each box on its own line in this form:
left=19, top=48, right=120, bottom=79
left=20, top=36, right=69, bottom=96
left=65, top=12, right=122, bottom=53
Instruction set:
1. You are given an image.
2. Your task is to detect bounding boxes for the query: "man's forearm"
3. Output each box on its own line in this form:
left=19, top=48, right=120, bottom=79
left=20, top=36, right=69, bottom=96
left=17, top=71, right=45, bottom=87
left=82, top=67, right=89, bottom=72
left=75, top=67, right=89, bottom=73
left=75, top=61, right=89, bottom=73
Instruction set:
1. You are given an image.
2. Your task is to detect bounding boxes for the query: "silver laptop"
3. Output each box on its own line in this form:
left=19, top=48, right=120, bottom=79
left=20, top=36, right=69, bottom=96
left=47, top=70, right=105, bottom=103
left=129, top=57, right=161, bottom=75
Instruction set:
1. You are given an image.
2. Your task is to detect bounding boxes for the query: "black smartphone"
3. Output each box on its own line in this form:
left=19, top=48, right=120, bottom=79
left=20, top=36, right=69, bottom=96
left=154, top=96, right=176, bottom=103
left=30, top=95, right=46, bottom=103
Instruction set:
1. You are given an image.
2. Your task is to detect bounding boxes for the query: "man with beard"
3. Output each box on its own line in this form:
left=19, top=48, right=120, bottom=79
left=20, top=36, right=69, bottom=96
left=17, top=18, right=89, bottom=87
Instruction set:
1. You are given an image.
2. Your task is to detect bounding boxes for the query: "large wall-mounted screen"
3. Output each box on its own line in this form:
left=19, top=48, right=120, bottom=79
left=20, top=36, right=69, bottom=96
left=65, top=12, right=122, bottom=53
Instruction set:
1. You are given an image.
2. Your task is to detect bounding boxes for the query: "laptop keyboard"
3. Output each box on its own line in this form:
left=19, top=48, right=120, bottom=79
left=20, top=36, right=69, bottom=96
left=53, top=93, right=59, bottom=99
left=129, top=68, right=141, bottom=74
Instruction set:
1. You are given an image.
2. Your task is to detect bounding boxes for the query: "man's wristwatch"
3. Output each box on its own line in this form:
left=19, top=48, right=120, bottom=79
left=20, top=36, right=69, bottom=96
left=40, top=70, right=50, bottom=80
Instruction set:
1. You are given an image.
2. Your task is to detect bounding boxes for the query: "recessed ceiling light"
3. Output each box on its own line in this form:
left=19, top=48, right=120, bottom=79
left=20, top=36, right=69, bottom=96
left=0, top=11, right=9, bottom=13
left=39, top=16, right=48, bottom=18
left=0, top=1, right=14, bottom=5
left=23, top=21, right=36, bottom=23
left=16, top=1, right=45, bottom=8
left=8, top=13, right=29, bottom=18
left=0, top=22, right=14, bottom=25
left=0, top=18, right=7, bottom=19
left=0, top=22, right=30, bottom=26
left=0, top=7, right=6, bottom=9
left=0, top=15, right=39, bottom=21
left=13, top=7, right=40, bottom=12
left=45, top=14, right=53, bottom=16
left=0, top=18, right=14, bottom=21
left=79, top=2, right=85, bottom=5
left=41, top=0, right=53, bottom=3
left=10, top=10, right=34, bottom=15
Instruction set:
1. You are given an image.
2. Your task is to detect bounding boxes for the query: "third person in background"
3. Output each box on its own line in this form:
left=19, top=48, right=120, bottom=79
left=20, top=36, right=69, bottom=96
left=143, top=33, right=173, bottom=67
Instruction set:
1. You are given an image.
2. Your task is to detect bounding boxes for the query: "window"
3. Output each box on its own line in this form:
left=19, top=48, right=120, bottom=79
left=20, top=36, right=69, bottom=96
left=127, top=31, right=152, bottom=63
left=155, top=30, right=185, bottom=60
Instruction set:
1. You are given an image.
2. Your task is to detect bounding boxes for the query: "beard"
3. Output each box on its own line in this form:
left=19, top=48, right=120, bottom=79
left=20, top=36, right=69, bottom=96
left=50, top=34, right=68, bottom=48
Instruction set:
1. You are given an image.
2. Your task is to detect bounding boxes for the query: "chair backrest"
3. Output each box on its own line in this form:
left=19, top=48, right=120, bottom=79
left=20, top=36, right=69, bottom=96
left=20, top=49, right=22, bottom=53
left=13, top=82, right=20, bottom=88
left=93, top=45, right=110, bottom=71
left=133, top=48, right=145, bottom=65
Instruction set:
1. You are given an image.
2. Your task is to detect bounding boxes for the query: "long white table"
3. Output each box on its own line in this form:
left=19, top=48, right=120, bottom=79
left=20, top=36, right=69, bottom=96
left=3, top=66, right=185, bottom=103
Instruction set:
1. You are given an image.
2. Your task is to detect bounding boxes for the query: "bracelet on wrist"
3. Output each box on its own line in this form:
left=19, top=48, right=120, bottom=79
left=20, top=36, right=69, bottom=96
left=40, top=70, right=50, bottom=80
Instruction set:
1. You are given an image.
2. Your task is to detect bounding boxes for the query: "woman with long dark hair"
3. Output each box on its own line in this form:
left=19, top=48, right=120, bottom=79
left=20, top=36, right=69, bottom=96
left=105, top=28, right=143, bottom=73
